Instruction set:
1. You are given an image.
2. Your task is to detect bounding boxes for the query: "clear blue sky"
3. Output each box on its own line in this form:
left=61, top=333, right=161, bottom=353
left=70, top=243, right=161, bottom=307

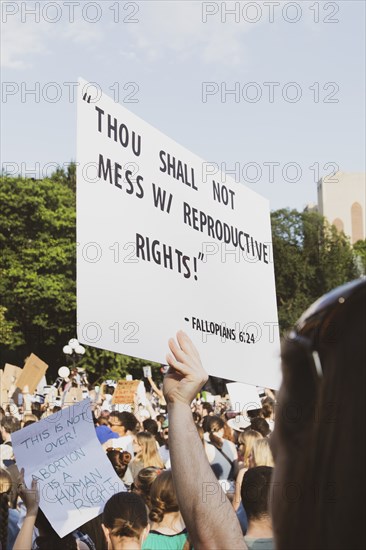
left=1, top=0, right=365, bottom=210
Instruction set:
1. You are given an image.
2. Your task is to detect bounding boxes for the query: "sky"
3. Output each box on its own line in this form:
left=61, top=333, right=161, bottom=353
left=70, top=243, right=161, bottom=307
left=1, top=0, right=365, bottom=211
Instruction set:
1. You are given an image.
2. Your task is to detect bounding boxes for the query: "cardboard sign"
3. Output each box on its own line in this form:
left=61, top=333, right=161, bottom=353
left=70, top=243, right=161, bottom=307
left=12, top=399, right=125, bottom=537
left=16, top=353, right=48, bottom=394
left=112, top=380, right=140, bottom=405
left=63, top=387, right=84, bottom=406
left=77, top=78, right=281, bottom=389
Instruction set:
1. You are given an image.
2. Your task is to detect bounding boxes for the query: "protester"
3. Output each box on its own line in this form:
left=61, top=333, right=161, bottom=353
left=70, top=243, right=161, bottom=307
left=241, top=467, right=274, bottom=549
left=142, top=470, right=188, bottom=549
left=163, top=331, right=244, bottom=548
left=103, top=411, right=139, bottom=454
left=129, top=431, right=164, bottom=480
left=233, top=430, right=263, bottom=512
left=102, top=492, right=149, bottom=550
left=158, top=420, right=170, bottom=467
left=13, top=469, right=95, bottom=550
left=131, top=467, right=163, bottom=511
left=0, top=467, right=20, bottom=550
left=0, top=416, right=21, bottom=468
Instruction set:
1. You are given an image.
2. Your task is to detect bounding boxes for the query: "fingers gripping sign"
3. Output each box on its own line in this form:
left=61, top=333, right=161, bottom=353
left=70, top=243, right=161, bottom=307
left=163, top=331, right=208, bottom=405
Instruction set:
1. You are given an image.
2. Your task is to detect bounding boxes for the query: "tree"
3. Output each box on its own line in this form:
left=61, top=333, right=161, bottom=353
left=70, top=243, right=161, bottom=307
left=353, top=239, right=366, bottom=275
left=271, top=208, right=358, bottom=332
left=0, top=174, right=76, bottom=368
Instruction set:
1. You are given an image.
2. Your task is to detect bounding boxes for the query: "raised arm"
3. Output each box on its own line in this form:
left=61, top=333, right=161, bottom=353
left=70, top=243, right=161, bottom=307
left=164, top=331, right=246, bottom=550
left=13, top=469, right=39, bottom=550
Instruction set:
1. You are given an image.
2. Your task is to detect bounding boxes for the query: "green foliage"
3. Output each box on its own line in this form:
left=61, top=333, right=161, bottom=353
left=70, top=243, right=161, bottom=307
left=353, top=239, right=366, bottom=275
left=271, top=208, right=358, bottom=332
left=0, top=306, right=23, bottom=347
left=78, top=347, right=161, bottom=384
left=0, top=174, right=76, bottom=355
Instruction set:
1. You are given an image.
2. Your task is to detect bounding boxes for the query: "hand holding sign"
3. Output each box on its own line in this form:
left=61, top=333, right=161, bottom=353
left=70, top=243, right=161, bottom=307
left=164, top=331, right=208, bottom=406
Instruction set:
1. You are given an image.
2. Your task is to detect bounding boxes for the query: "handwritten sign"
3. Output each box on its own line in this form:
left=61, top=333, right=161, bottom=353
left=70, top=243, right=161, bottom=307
left=16, top=353, right=48, bottom=394
left=77, top=78, right=281, bottom=389
left=12, top=399, right=125, bottom=537
left=112, top=380, right=140, bottom=405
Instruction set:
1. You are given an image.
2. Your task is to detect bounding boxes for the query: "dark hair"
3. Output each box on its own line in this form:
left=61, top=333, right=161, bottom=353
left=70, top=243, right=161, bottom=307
left=106, top=449, right=132, bottom=479
left=206, top=416, right=225, bottom=449
left=0, top=416, right=21, bottom=434
left=133, top=467, right=163, bottom=509
left=103, top=492, right=148, bottom=539
left=241, top=466, right=273, bottom=521
left=192, top=411, right=202, bottom=425
left=250, top=417, right=270, bottom=437
left=261, top=398, right=275, bottom=419
left=202, top=402, right=213, bottom=413
left=271, top=280, right=366, bottom=550
left=143, top=418, right=158, bottom=436
left=111, top=411, right=138, bottom=433
left=35, top=509, right=77, bottom=550
left=149, top=470, right=179, bottom=523
left=0, top=469, right=12, bottom=550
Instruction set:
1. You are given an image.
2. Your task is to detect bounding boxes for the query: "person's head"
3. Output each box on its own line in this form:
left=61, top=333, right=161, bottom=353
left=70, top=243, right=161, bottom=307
left=0, top=416, right=21, bottom=439
left=22, top=413, right=38, bottom=428
left=134, top=432, right=164, bottom=469
left=206, top=416, right=225, bottom=448
left=192, top=411, right=202, bottom=425
left=0, top=468, right=12, bottom=550
left=109, top=411, right=138, bottom=435
left=103, top=492, right=148, bottom=549
left=35, top=508, right=80, bottom=549
left=250, top=438, right=274, bottom=468
left=250, top=417, right=270, bottom=437
left=132, top=467, right=163, bottom=509
left=106, top=449, right=132, bottom=479
left=241, top=466, right=273, bottom=524
left=202, top=402, right=213, bottom=417
left=149, top=470, right=179, bottom=524
left=238, top=429, right=263, bottom=468
left=270, top=278, right=366, bottom=550
left=262, top=398, right=275, bottom=421
left=142, top=418, right=158, bottom=437
left=161, top=420, right=169, bottom=446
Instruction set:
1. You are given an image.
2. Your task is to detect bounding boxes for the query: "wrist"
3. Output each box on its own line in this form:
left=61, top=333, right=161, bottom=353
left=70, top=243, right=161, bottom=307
left=167, top=402, right=192, bottom=413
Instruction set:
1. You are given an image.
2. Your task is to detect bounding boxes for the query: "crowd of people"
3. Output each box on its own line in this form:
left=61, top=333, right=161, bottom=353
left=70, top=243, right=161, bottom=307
left=0, top=277, right=365, bottom=549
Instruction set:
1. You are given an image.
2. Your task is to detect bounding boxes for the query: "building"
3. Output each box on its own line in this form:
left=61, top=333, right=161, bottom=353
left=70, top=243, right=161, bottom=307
left=317, top=172, right=366, bottom=244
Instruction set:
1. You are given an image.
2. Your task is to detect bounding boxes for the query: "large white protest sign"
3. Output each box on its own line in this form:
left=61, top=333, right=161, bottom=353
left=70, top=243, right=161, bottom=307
left=77, top=78, right=281, bottom=388
left=12, top=399, right=125, bottom=537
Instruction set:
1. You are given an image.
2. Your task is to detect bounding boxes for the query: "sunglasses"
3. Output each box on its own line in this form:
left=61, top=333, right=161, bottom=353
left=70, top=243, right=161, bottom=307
left=287, top=278, right=366, bottom=377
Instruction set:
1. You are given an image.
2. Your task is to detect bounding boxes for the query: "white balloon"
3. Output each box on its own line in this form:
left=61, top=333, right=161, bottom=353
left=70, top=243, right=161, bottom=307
left=68, top=338, right=79, bottom=349
left=75, top=345, right=85, bottom=355
left=58, top=366, right=70, bottom=378
left=63, top=345, right=72, bottom=355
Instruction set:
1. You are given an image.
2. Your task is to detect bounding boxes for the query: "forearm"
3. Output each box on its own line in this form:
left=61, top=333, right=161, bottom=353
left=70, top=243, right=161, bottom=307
left=13, top=512, right=37, bottom=550
left=168, top=402, right=246, bottom=550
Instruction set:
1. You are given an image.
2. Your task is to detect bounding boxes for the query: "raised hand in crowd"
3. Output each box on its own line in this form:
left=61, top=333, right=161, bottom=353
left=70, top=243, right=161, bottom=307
left=164, top=330, right=246, bottom=550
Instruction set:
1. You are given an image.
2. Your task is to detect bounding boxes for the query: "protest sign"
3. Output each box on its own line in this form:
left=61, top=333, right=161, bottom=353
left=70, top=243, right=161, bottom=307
left=77, top=78, right=281, bottom=389
left=112, top=380, right=140, bottom=405
left=226, top=382, right=262, bottom=418
left=63, top=387, right=84, bottom=405
left=12, top=399, right=125, bottom=537
left=3, top=363, right=22, bottom=391
left=143, top=366, right=152, bottom=378
left=16, top=353, right=48, bottom=394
